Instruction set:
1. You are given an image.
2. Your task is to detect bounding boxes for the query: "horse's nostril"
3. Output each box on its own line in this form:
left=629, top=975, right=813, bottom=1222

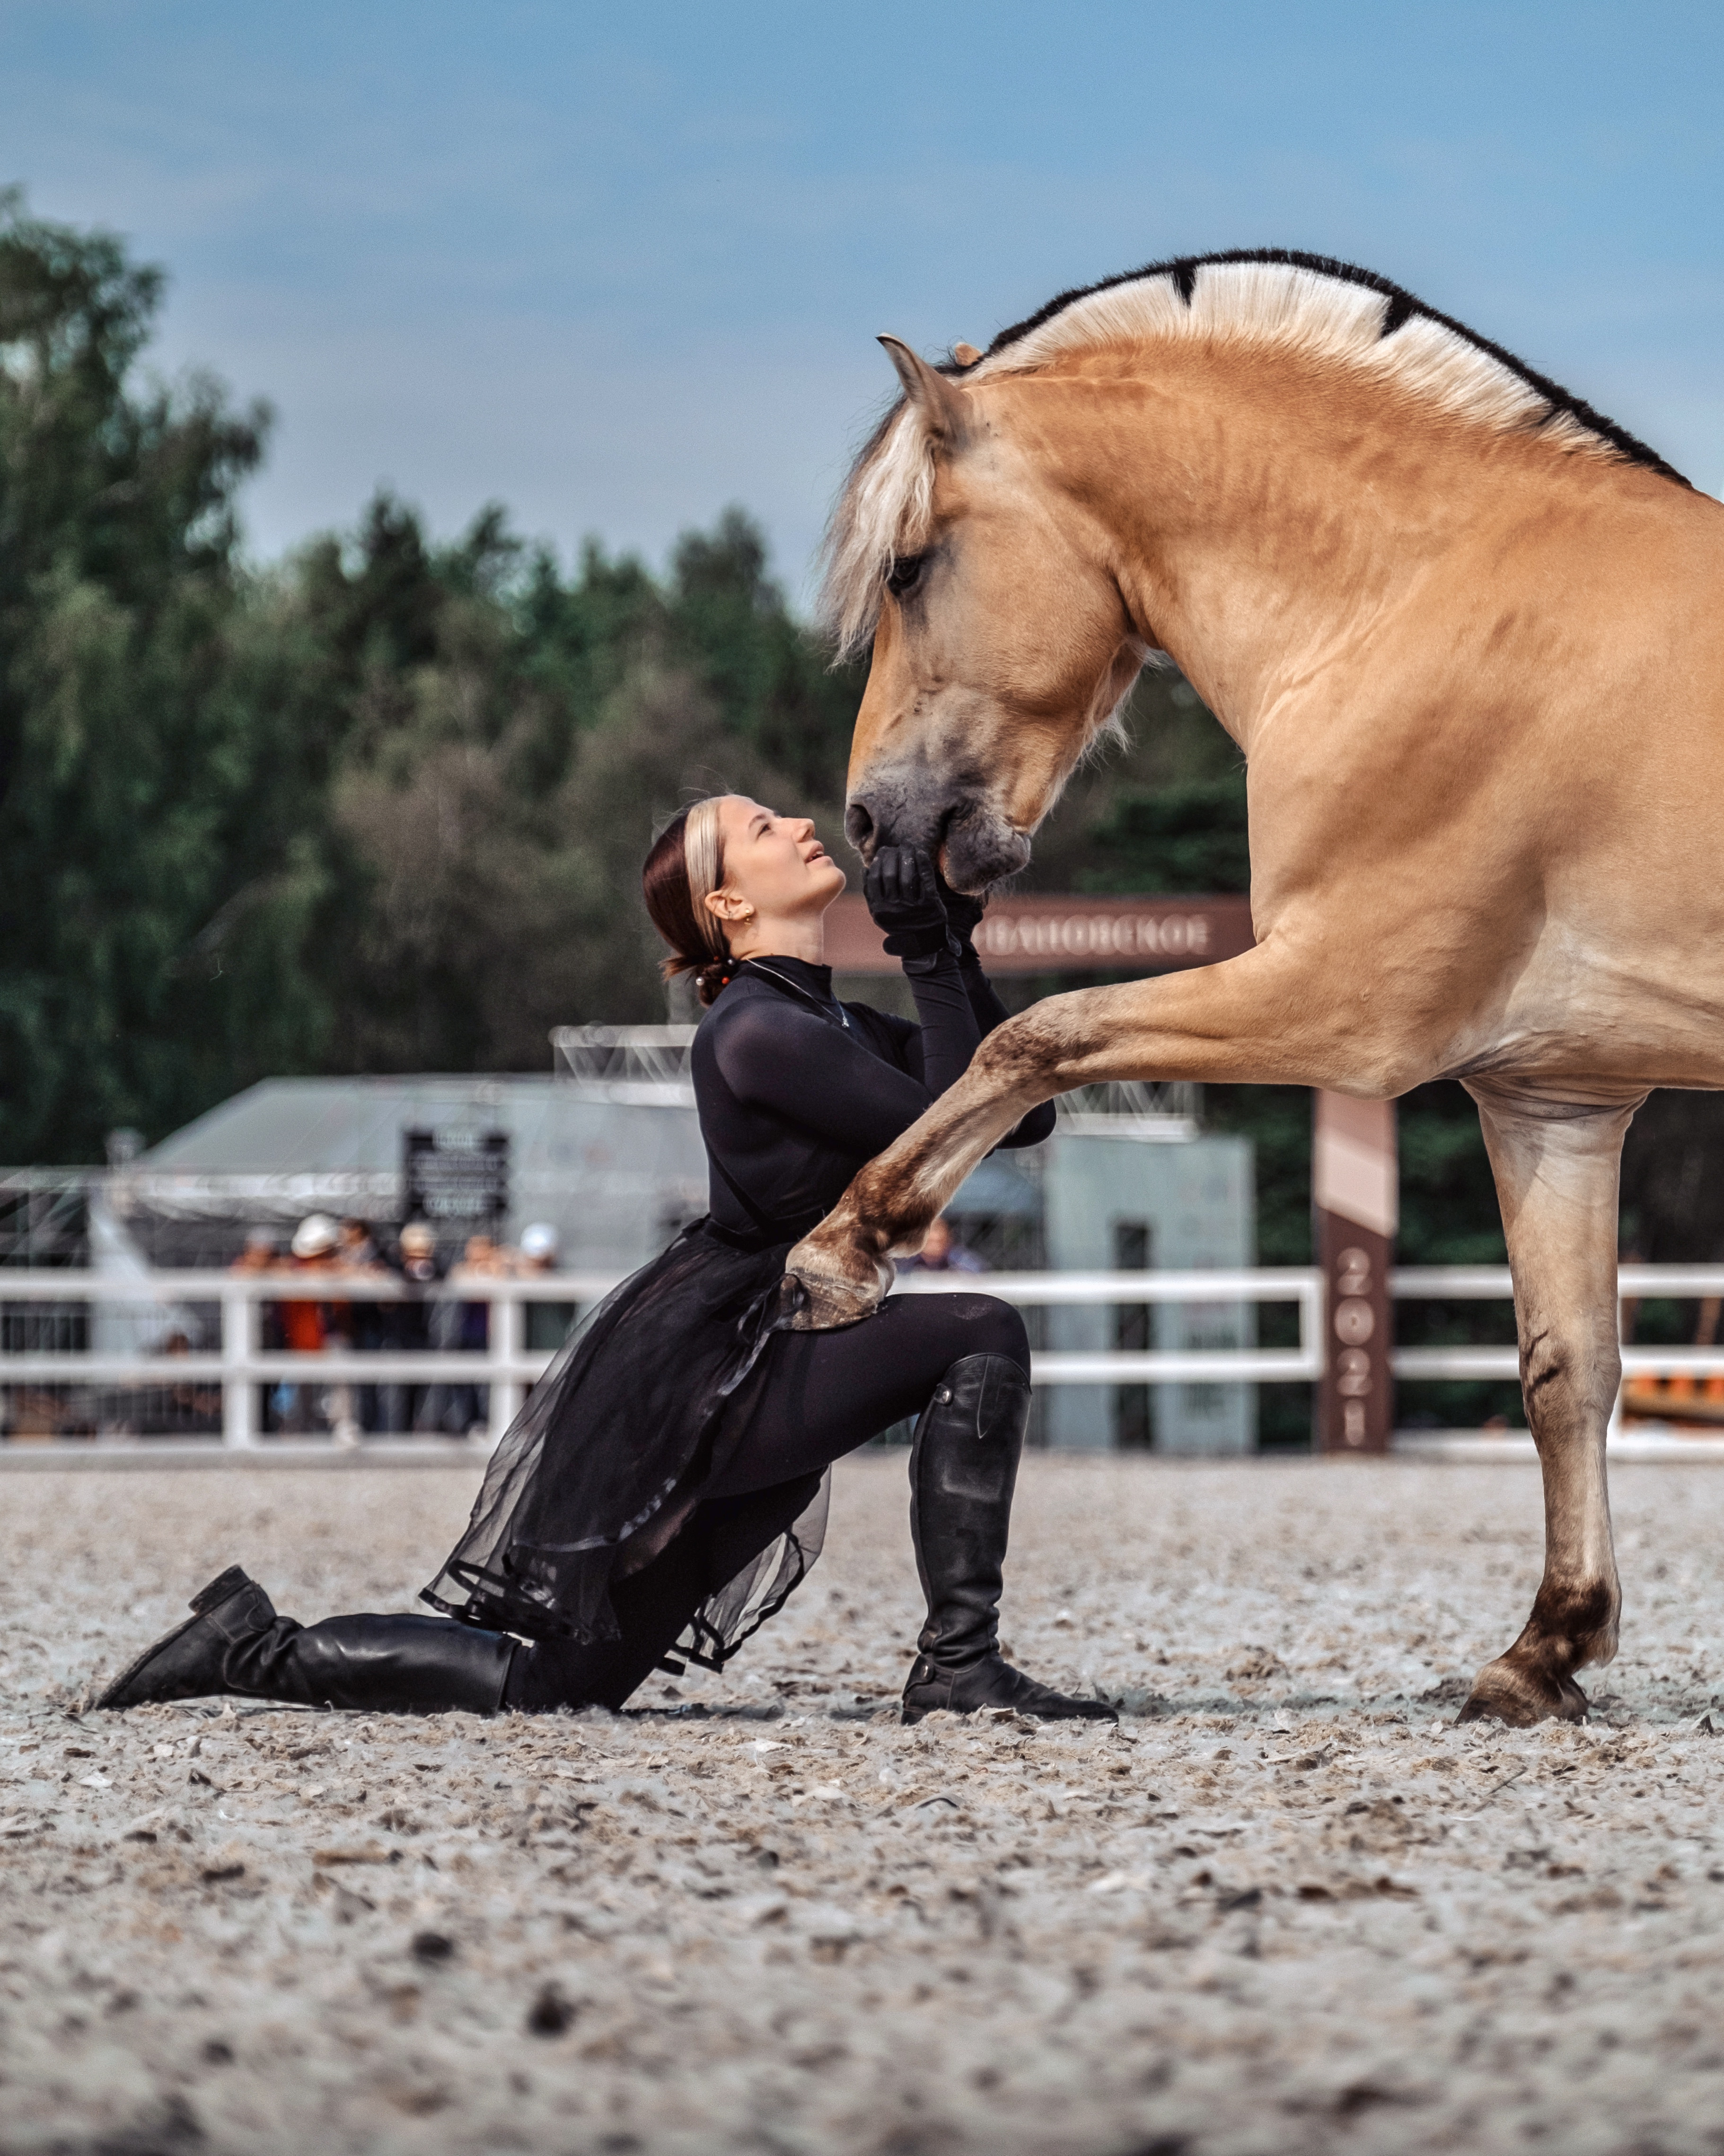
left=844, top=801, right=876, bottom=858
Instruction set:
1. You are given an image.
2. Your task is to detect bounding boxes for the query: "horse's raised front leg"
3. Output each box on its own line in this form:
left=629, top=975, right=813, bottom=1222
left=786, top=954, right=1336, bottom=1327
left=1456, top=1078, right=1644, bottom=1727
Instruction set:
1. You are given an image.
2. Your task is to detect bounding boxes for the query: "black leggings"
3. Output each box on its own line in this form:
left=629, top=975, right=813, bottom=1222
left=702, top=1290, right=1029, bottom=1498
left=504, top=1292, right=1027, bottom=1713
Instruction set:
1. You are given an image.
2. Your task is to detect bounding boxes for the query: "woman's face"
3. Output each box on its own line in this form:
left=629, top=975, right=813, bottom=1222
left=709, top=796, right=846, bottom=931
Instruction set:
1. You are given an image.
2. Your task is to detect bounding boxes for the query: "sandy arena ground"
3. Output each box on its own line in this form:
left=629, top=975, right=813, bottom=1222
left=2, top=1454, right=1724, bottom=2156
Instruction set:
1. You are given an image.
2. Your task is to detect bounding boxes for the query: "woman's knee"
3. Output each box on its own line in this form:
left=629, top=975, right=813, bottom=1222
left=942, top=1293, right=1029, bottom=1371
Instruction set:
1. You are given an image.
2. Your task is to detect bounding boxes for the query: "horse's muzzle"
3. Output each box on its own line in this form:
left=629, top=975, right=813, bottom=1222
left=845, top=780, right=1029, bottom=894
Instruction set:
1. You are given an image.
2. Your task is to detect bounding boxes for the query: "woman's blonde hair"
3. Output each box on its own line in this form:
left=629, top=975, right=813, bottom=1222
left=642, top=795, right=740, bottom=1006
left=681, top=798, right=729, bottom=961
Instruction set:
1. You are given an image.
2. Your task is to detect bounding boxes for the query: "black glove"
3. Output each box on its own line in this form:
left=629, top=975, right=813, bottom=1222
left=935, top=867, right=986, bottom=958
left=864, top=845, right=955, bottom=959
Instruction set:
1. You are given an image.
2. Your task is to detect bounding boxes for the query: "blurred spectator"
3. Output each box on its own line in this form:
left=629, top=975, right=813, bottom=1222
left=394, top=1222, right=441, bottom=1301
left=230, top=1227, right=279, bottom=1272
left=272, top=1214, right=330, bottom=1434
left=518, top=1221, right=576, bottom=1354
left=336, top=1218, right=382, bottom=1270
left=397, top=1221, right=461, bottom=1438
left=895, top=1214, right=987, bottom=1276
left=157, top=1328, right=221, bottom=1432
left=232, top=1226, right=286, bottom=1359
left=440, top=1233, right=509, bottom=1437
left=391, top=1221, right=440, bottom=1434
left=273, top=1214, right=361, bottom=1442
left=336, top=1217, right=387, bottom=1434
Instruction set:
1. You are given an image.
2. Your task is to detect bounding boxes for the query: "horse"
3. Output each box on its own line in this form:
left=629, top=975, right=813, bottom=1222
left=785, top=248, right=1724, bottom=1728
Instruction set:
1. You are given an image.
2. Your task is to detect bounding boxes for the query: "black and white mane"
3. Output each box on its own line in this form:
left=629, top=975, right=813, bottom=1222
left=821, top=249, right=1687, bottom=656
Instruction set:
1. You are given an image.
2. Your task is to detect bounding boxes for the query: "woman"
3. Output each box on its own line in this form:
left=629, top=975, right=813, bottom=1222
left=94, top=798, right=1110, bottom=1726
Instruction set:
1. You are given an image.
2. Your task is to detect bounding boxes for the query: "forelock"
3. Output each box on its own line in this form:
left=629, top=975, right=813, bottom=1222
left=817, top=401, right=939, bottom=660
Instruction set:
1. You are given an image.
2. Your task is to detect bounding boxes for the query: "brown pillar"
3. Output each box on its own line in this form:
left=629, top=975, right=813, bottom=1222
left=1312, top=1092, right=1398, bottom=1453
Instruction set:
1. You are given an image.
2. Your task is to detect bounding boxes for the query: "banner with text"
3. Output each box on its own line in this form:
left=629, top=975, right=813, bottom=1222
left=824, top=893, right=1254, bottom=974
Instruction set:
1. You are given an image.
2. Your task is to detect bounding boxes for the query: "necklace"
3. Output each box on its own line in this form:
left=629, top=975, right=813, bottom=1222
left=741, top=959, right=852, bottom=1031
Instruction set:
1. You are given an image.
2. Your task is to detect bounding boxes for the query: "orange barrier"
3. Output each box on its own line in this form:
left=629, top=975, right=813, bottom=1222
left=1621, top=1374, right=1724, bottom=1426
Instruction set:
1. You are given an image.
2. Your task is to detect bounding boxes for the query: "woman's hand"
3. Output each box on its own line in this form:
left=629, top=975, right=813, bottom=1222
left=935, top=867, right=986, bottom=954
left=864, top=846, right=954, bottom=959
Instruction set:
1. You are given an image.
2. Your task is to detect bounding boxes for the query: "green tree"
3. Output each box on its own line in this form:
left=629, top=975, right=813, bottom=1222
left=665, top=506, right=864, bottom=810
left=275, top=495, right=851, bottom=1073
left=0, top=192, right=313, bottom=1162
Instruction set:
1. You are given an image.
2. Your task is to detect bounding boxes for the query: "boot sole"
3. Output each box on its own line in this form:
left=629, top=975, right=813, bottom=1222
left=94, top=1566, right=255, bottom=1711
left=902, top=1668, right=1119, bottom=1726
left=901, top=1703, right=1118, bottom=1725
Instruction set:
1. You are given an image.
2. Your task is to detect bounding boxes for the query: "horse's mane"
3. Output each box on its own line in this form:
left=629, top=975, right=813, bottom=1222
left=821, top=248, right=1689, bottom=658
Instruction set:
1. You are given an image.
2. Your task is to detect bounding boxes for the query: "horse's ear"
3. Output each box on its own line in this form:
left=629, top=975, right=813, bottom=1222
left=879, top=336, right=968, bottom=445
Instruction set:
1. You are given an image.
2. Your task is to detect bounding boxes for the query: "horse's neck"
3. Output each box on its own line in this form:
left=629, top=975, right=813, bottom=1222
left=1024, top=357, right=1493, bottom=755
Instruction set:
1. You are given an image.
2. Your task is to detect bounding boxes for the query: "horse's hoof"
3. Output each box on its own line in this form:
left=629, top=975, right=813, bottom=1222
left=1456, top=1658, right=1589, bottom=1727
left=783, top=1226, right=891, bottom=1331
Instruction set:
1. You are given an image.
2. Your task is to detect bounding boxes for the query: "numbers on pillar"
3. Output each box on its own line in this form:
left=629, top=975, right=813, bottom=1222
left=1334, top=1245, right=1374, bottom=1447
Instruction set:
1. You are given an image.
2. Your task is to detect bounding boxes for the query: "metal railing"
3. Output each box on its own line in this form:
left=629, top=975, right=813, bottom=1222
left=5, top=1262, right=1724, bottom=1454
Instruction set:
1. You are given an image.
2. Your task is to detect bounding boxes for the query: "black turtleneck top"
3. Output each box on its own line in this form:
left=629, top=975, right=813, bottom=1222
left=690, top=948, right=1056, bottom=1241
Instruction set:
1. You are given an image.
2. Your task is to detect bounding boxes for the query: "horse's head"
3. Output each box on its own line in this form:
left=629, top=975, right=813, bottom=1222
left=823, top=338, right=1147, bottom=891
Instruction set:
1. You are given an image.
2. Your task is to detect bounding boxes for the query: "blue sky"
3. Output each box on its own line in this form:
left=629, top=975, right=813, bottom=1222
left=4, top=1, right=1719, bottom=598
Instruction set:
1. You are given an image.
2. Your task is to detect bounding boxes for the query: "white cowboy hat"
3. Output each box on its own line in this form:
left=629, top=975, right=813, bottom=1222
left=290, top=1213, right=339, bottom=1259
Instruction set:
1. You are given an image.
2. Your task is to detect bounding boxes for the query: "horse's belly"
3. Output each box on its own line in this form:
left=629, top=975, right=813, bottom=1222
left=1459, top=939, right=1724, bottom=1092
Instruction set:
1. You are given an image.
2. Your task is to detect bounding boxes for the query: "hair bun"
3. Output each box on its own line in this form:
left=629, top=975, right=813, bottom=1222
left=695, top=957, right=740, bottom=1007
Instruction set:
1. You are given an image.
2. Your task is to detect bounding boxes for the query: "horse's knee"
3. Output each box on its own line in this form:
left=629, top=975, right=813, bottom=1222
left=974, top=1006, right=1064, bottom=1093
left=1520, top=1320, right=1618, bottom=1428
left=1521, top=1323, right=1569, bottom=1400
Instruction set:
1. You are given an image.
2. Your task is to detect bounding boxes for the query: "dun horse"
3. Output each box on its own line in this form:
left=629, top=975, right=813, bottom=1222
left=787, top=249, right=1724, bottom=1728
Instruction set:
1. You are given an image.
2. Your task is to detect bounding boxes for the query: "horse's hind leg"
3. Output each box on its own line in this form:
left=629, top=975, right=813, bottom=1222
left=1457, top=1079, right=1644, bottom=1726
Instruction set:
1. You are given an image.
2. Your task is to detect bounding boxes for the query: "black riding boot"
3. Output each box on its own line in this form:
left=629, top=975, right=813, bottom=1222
left=505, top=1473, right=822, bottom=1712
left=901, top=1354, right=1116, bottom=1725
left=95, top=1566, right=516, bottom=1715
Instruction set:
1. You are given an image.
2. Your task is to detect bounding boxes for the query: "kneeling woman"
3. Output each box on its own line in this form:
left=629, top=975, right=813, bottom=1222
left=96, top=798, right=1110, bottom=1726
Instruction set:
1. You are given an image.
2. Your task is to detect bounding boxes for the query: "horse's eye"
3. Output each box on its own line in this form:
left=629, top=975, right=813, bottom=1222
left=886, top=552, right=927, bottom=599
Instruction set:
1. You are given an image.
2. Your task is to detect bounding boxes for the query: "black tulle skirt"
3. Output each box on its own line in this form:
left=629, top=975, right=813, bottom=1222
left=420, top=1219, right=827, bottom=1668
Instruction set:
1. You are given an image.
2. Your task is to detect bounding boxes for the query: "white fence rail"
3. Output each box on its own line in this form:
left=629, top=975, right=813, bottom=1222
left=0, top=1270, right=610, bottom=1449
left=898, top=1268, right=1322, bottom=1386
left=6, top=1263, right=1724, bottom=1454
left=1386, top=1266, right=1724, bottom=1383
